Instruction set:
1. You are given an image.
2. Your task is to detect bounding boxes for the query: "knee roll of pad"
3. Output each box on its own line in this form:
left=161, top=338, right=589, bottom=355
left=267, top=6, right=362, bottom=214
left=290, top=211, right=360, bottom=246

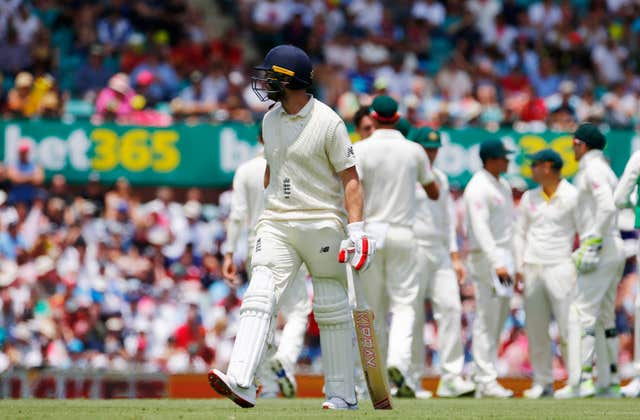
left=241, top=266, right=276, bottom=318
left=313, top=279, right=352, bottom=328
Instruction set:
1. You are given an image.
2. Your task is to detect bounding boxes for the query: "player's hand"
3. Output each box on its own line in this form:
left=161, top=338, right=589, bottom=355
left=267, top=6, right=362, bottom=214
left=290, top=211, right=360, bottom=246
left=571, top=236, right=602, bottom=273
left=451, top=253, right=466, bottom=285
left=338, top=221, right=376, bottom=271
left=222, top=253, right=237, bottom=281
left=515, top=272, right=524, bottom=293
left=495, top=267, right=512, bottom=286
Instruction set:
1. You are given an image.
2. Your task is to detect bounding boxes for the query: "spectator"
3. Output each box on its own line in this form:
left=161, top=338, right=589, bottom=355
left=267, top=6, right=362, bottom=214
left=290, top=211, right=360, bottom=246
left=93, top=73, right=136, bottom=123
left=130, top=49, right=180, bottom=103
left=7, top=141, right=43, bottom=207
left=11, top=3, right=40, bottom=46
left=6, top=72, right=33, bottom=118
left=97, top=7, right=132, bottom=50
left=592, top=37, right=628, bottom=85
left=74, top=44, right=114, bottom=98
left=0, top=220, right=26, bottom=261
left=0, top=26, right=30, bottom=75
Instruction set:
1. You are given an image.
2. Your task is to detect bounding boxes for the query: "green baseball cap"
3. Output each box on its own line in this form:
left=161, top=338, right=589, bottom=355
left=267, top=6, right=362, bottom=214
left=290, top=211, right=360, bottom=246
left=410, top=126, right=441, bottom=148
left=526, top=148, right=563, bottom=170
left=370, top=95, right=399, bottom=123
left=573, top=122, right=605, bottom=150
left=479, top=138, right=514, bottom=161
left=395, top=117, right=412, bottom=137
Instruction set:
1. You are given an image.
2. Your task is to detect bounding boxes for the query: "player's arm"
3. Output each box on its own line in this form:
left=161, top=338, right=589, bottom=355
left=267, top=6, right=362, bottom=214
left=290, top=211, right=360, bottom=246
left=221, top=168, right=248, bottom=285
left=442, top=176, right=465, bottom=283
left=264, top=164, right=270, bottom=189
left=417, top=145, right=439, bottom=200
left=514, top=191, right=530, bottom=282
left=340, top=166, right=363, bottom=223
left=587, top=166, right=617, bottom=238
left=614, top=151, right=640, bottom=208
left=465, top=188, right=501, bottom=273
left=328, top=120, right=373, bottom=270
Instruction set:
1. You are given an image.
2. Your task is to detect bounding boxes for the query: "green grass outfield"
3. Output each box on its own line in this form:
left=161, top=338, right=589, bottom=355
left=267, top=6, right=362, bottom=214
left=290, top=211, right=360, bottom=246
left=2, top=398, right=640, bottom=420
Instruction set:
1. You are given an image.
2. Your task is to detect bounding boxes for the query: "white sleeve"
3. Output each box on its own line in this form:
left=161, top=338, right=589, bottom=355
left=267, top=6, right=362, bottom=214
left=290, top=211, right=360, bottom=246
left=441, top=176, right=458, bottom=253
left=417, top=146, right=436, bottom=186
left=614, top=151, right=640, bottom=208
left=223, top=170, right=248, bottom=254
left=514, top=192, right=530, bottom=272
left=465, top=187, right=499, bottom=269
left=585, top=165, right=617, bottom=238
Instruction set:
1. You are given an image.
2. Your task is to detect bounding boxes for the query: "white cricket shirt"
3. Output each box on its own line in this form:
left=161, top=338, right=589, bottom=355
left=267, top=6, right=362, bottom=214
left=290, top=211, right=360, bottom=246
left=464, top=169, right=515, bottom=270
left=260, top=96, right=357, bottom=224
left=515, top=179, right=580, bottom=269
left=223, top=152, right=267, bottom=254
left=573, top=150, right=619, bottom=240
left=614, top=149, right=640, bottom=209
left=414, top=167, right=457, bottom=251
left=354, top=129, right=435, bottom=227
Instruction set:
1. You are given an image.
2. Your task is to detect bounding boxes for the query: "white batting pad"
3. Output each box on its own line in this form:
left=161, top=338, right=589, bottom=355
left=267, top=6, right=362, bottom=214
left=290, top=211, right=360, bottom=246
left=313, top=278, right=356, bottom=404
left=227, top=266, right=276, bottom=388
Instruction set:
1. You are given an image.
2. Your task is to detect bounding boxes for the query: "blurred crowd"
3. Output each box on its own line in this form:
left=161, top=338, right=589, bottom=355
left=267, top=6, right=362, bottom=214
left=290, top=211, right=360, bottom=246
left=0, top=0, right=639, bottom=130
left=0, top=138, right=638, bottom=380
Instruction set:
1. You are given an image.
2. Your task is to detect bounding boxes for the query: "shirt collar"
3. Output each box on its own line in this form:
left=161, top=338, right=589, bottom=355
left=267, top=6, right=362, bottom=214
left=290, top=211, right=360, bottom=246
left=280, top=95, right=314, bottom=119
left=578, top=149, right=604, bottom=171
left=368, top=129, right=406, bottom=140
left=540, top=178, right=569, bottom=202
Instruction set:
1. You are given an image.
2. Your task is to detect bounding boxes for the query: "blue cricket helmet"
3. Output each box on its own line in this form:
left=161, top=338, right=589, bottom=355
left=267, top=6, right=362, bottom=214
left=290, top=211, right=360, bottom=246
left=252, top=45, right=313, bottom=101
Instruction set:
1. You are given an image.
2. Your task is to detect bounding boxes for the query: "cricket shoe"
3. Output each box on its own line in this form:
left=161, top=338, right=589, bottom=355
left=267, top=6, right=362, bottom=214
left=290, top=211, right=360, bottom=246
left=523, top=383, right=554, bottom=399
left=474, top=381, right=513, bottom=398
left=208, top=369, right=257, bottom=408
left=555, top=379, right=595, bottom=399
left=622, top=377, right=640, bottom=397
left=437, top=376, right=475, bottom=397
left=388, top=366, right=415, bottom=398
left=321, top=397, right=358, bottom=410
left=415, top=389, right=433, bottom=399
left=596, top=383, right=622, bottom=399
left=270, top=358, right=296, bottom=398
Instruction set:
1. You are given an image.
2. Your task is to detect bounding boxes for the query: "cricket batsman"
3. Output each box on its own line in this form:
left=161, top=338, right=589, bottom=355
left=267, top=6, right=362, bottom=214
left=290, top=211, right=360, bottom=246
left=353, top=96, right=439, bottom=398
left=464, top=138, right=516, bottom=398
left=515, top=149, right=579, bottom=398
left=208, top=45, right=374, bottom=410
left=555, top=123, right=625, bottom=398
left=408, top=127, right=475, bottom=398
left=613, top=147, right=640, bottom=398
left=221, top=125, right=311, bottom=398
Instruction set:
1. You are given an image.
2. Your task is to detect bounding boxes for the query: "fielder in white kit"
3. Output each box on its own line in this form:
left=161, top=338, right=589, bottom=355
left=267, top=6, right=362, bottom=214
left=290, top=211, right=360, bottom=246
left=464, top=138, right=516, bottom=398
left=555, top=123, right=625, bottom=399
left=408, top=127, right=475, bottom=398
left=514, top=149, right=579, bottom=399
left=353, top=95, right=439, bottom=398
left=208, top=45, right=375, bottom=410
left=613, top=148, right=640, bottom=398
left=221, top=125, right=312, bottom=398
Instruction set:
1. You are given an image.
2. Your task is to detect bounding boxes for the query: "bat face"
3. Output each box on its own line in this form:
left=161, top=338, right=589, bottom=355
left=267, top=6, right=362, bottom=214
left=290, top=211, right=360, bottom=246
left=353, top=309, right=393, bottom=409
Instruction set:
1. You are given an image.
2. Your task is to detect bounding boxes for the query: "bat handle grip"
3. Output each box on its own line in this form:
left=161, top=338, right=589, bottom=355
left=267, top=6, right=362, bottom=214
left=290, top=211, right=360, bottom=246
left=348, top=264, right=369, bottom=311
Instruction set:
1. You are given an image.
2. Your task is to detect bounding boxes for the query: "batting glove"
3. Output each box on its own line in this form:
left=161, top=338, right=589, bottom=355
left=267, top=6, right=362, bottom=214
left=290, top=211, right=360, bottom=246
left=338, top=221, right=376, bottom=271
left=571, top=236, right=602, bottom=274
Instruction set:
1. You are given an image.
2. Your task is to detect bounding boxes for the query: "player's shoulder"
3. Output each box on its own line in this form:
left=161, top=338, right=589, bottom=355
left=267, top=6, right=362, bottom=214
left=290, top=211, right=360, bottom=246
left=262, top=102, right=283, bottom=125
left=236, top=155, right=266, bottom=176
left=311, top=98, right=342, bottom=123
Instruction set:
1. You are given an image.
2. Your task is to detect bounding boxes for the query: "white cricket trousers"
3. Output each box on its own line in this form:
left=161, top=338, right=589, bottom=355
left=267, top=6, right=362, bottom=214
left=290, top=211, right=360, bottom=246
left=567, top=236, right=625, bottom=386
left=469, top=250, right=511, bottom=384
left=248, top=246, right=311, bottom=378
left=359, top=225, right=419, bottom=378
left=523, top=261, right=575, bottom=386
left=232, top=219, right=356, bottom=404
left=410, top=241, right=465, bottom=390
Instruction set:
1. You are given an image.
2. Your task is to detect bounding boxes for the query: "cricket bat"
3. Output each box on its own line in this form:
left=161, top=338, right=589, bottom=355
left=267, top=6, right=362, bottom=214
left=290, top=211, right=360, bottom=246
left=348, top=265, right=393, bottom=409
